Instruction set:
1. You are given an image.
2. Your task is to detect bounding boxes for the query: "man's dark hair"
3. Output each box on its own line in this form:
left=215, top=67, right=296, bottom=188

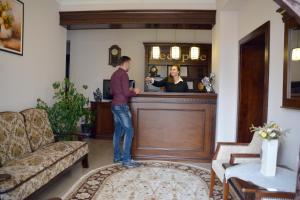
left=118, top=56, right=131, bottom=66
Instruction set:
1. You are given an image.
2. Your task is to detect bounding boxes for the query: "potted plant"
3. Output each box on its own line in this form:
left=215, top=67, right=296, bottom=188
left=250, top=122, right=286, bottom=176
left=80, top=108, right=95, bottom=136
left=37, top=78, right=91, bottom=140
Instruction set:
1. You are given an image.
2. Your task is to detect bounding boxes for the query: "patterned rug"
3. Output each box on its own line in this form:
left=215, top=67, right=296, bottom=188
left=63, top=161, right=224, bottom=200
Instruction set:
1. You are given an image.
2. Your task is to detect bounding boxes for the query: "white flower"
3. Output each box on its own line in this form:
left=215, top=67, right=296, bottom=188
left=270, top=132, right=277, bottom=138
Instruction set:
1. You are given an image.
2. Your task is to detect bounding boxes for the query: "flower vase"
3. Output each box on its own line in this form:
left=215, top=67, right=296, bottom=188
left=260, top=139, right=279, bottom=176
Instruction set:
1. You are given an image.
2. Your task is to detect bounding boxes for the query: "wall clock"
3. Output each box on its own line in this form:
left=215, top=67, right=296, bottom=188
left=109, top=45, right=121, bottom=67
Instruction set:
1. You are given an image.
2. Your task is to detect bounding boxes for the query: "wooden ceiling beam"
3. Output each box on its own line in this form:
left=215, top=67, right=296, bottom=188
left=60, top=10, right=216, bottom=30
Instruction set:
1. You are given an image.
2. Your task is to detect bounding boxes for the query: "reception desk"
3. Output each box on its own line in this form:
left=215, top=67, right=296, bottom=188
left=130, top=92, right=217, bottom=162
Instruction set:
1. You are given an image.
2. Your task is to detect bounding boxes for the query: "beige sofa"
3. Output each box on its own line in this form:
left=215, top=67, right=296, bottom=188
left=0, top=108, right=89, bottom=200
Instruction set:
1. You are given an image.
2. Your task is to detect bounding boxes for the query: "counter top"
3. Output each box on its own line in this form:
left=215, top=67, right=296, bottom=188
left=131, top=92, right=217, bottom=104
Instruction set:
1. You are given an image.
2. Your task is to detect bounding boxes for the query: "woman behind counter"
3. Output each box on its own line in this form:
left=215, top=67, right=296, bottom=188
left=145, top=65, right=188, bottom=92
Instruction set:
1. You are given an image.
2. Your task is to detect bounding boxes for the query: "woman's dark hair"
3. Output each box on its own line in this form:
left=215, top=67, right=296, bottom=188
left=167, top=65, right=181, bottom=83
left=118, top=56, right=131, bottom=66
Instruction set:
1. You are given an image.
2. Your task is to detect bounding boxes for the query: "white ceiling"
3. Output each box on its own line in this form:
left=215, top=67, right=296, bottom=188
left=57, top=0, right=216, bottom=5
left=57, top=0, right=216, bottom=11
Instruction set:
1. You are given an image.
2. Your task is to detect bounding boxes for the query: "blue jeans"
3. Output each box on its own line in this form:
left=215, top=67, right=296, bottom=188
left=111, top=105, right=134, bottom=164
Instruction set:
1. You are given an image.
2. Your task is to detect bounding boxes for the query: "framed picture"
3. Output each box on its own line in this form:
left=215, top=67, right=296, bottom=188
left=187, top=81, right=194, bottom=90
left=180, top=66, right=188, bottom=77
left=156, top=65, right=168, bottom=77
left=0, top=0, right=24, bottom=56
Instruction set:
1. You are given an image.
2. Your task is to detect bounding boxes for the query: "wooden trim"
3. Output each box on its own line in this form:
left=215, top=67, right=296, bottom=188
left=212, top=142, right=249, bottom=160
left=229, top=153, right=260, bottom=165
left=274, top=0, right=300, bottom=24
left=255, top=190, right=295, bottom=200
left=59, top=10, right=216, bottom=30
left=237, top=21, right=270, bottom=142
left=281, top=11, right=300, bottom=109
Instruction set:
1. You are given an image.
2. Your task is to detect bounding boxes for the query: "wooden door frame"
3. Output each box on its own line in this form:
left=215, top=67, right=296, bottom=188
left=236, top=21, right=270, bottom=142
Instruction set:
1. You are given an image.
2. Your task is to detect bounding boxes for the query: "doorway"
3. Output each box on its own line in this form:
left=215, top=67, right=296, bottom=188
left=237, top=21, right=270, bottom=143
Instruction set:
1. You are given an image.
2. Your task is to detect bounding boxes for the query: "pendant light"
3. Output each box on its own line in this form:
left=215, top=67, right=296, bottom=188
left=152, top=29, right=160, bottom=59
left=292, top=30, right=300, bottom=61
left=171, top=30, right=181, bottom=60
left=190, top=31, right=200, bottom=60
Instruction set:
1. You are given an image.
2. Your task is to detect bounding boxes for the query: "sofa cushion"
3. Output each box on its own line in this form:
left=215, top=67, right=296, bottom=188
left=21, top=109, right=55, bottom=151
left=0, top=141, right=88, bottom=194
left=0, top=112, right=32, bottom=166
left=0, top=142, right=88, bottom=200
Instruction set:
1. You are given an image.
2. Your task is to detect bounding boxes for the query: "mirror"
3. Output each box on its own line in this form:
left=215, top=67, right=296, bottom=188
left=288, top=29, right=300, bottom=98
left=282, top=15, right=300, bottom=109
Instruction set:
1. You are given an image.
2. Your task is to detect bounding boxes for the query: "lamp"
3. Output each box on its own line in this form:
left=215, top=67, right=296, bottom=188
left=292, top=48, right=300, bottom=61
left=171, top=30, right=181, bottom=60
left=190, top=46, right=200, bottom=60
left=190, top=31, right=200, bottom=60
left=171, top=46, right=180, bottom=60
left=152, top=30, right=160, bottom=59
left=292, top=30, right=300, bottom=61
left=152, top=46, right=160, bottom=59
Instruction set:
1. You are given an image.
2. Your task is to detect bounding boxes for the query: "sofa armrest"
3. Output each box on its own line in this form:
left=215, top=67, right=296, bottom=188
left=213, top=142, right=250, bottom=160
left=54, top=133, right=83, bottom=142
left=229, top=153, right=260, bottom=165
left=0, top=174, right=11, bottom=182
left=255, top=190, right=295, bottom=199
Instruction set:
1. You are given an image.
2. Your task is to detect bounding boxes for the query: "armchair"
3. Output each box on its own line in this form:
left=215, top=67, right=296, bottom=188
left=209, top=132, right=262, bottom=198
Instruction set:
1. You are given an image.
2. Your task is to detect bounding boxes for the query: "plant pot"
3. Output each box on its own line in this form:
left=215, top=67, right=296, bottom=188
left=81, top=124, right=91, bottom=134
left=260, top=139, right=279, bottom=176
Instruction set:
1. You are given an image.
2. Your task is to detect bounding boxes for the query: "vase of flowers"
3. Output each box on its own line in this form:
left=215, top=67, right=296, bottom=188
left=250, top=122, right=285, bottom=176
left=201, top=73, right=215, bottom=93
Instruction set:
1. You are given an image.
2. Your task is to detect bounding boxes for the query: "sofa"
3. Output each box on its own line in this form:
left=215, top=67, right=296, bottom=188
left=0, top=108, right=89, bottom=200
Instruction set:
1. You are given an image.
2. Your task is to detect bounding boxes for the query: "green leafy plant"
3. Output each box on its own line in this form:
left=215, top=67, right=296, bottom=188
left=37, top=78, right=90, bottom=135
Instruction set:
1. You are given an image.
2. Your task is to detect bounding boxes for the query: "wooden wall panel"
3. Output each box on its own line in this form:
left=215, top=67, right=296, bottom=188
left=130, top=92, right=217, bottom=162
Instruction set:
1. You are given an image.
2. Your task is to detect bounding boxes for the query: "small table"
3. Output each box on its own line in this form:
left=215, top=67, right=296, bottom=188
left=222, top=163, right=296, bottom=200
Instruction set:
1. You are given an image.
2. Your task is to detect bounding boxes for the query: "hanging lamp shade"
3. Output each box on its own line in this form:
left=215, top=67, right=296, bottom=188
left=152, top=46, right=160, bottom=59
left=292, top=48, right=300, bottom=61
left=190, top=46, right=200, bottom=60
left=170, top=46, right=181, bottom=60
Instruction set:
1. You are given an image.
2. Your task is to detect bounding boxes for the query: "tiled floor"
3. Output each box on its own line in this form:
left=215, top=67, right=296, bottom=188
left=28, top=139, right=211, bottom=200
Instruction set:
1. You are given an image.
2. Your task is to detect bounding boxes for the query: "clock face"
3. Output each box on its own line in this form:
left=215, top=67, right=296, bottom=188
left=111, top=48, right=119, bottom=56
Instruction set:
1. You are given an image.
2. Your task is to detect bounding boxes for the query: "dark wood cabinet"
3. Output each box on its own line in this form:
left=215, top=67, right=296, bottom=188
left=91, top=101, right=114, bottom=139
left=144, top=43, right=212, bottom=92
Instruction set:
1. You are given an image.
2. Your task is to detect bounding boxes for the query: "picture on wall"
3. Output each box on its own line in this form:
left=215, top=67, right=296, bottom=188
left=0, top=0, right=24, bottom=55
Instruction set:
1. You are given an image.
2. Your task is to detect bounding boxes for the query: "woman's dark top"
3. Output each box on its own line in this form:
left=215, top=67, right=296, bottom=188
left=153, top=77, right=189, bottom=92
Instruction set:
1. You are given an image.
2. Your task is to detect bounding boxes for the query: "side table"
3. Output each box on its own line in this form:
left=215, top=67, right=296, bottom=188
left=222, top=163, right=296, bottom=200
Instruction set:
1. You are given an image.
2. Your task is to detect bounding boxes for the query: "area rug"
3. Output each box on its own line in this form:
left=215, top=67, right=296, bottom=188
left=63, top=161, right=224, bottom=200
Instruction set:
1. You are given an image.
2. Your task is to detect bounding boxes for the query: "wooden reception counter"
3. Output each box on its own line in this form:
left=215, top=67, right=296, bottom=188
left=130, top=92, right=217, bottom=162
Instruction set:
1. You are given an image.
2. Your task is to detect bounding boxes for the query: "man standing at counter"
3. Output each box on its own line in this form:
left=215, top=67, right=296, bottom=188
left=110, top=56, right=141, bottom=168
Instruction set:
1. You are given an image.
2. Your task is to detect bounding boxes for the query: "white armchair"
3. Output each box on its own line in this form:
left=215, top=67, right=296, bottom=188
left=209, top=132, right=262, bottom=198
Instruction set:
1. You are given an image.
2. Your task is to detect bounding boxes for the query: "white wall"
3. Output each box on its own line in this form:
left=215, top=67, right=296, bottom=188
left=212, top=10, right=239, bottom=142
left=0, top=0, right=67, bottom=111
left=214, top=0, right=300, bottom=170
left=68, top=29, right=212, bottom=100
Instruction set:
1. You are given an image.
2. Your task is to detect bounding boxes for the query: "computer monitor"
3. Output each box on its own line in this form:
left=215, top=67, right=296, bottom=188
left=103, top=79, right=135, bottom=100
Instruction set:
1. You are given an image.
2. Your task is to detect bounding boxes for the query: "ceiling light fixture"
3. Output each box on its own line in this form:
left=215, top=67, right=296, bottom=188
left=171, top=30, right=181, bottom=60
left=190, top=31, right=200, bottom=60
left=152, top=29, right=160, bottom=59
